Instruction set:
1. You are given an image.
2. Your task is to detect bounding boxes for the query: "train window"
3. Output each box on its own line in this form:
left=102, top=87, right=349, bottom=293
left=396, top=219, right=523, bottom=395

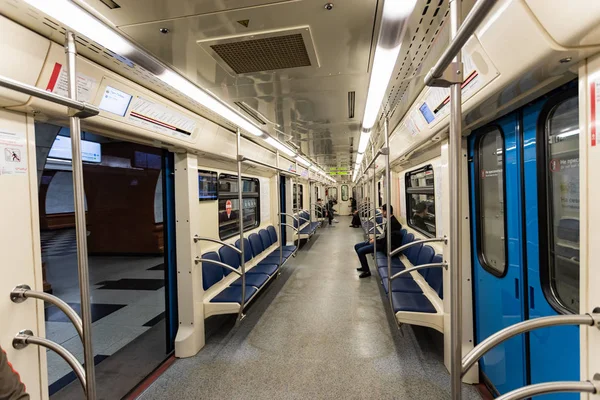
left=405, top=165, right=436, bottom=237
left=476, top=127, right=506, bottom=276
left=542, top=95, right=579, bottom=313
left=341, top=185, right=349, bottom=201
left=218, top=174, right=260, bottom=240
left=293, top=183, right=304, bottom=210
left=327, top=187, right=338, bottom=202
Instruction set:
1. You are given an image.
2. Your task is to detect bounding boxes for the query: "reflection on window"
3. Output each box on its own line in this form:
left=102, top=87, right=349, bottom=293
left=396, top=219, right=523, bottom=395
left=405, top=165, right=436, bottom=237
left=545, top=96, right=579, bottom=313
left=218, top=174, right=259, bottom=240
left=293, top=183, right=304, bottom=211
left=477, top=128, right=506, bottom=275
left=341, top=185, right=349, bottom=201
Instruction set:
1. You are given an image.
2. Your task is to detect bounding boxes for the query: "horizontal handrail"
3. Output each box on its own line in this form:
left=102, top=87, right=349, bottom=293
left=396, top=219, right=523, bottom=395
left=11, top=285, right=83, bottom=340
left=281, top=222, right=299, bottom=232
left=194, top=257, right=242, bottom=276
left=462, top=313, right=599, bottom=377
left=193, top=235, right=241, bottom=254
left=390, top=237, right=447, bottom=257
left=496, top=381, right=597, bottom=400
left=424, top=0, right=496, bottom=87
left=240, top=156, right=300, bottom=176
left=0, top=74, right=99, bottom=119
left=364, top=149, right=383, bottom=171
left=13, top=330, right=86, bottom=391
left=280, top=213, right=299, bottom=222
left=390, top=262, right=448, bottom=281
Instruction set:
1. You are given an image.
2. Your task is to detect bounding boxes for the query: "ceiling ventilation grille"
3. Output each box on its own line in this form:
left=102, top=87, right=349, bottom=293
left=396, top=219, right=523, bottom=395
left=210, top=33, right=311, bottom=74
left=347, top=91, right=355, bottom=119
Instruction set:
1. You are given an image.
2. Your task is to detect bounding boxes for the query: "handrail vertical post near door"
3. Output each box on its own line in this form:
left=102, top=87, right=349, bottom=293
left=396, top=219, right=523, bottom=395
left=65, top=31, right=96, bottom=400
left=384, top=119, right=393, bottom=313
left=276, top=151, right=283, bottom=267
left=448, top=0, right=463, bottom=398
left=371, top=144, right=376, bottom=259
left=295, top=161, right=300, bottom=250
left=236, top=128, right=246, bottom=321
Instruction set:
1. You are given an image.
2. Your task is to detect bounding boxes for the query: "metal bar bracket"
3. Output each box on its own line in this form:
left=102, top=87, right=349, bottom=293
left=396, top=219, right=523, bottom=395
left=427, top=61, right=464, bottom=88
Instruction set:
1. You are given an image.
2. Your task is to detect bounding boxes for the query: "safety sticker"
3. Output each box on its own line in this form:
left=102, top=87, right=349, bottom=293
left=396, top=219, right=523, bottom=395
left=591, top=81, right=599, bottom=147
left=46, top=62, right=97, bottom=103
left=226, top=200, right=232, bottom=219
left=0, top=130, right=27, bottom=175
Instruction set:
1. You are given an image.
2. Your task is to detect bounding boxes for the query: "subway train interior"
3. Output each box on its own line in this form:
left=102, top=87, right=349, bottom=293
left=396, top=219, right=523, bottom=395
left=1, top=0, right=600, bottom=399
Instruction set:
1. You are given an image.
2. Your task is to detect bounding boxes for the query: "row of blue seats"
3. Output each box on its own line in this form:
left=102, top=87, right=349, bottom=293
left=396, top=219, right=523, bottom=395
left=374, top=229, right=445, bottom=331
left=202, top=225, right=297, bottom=305
left=293, top=210, right=321, bottom=236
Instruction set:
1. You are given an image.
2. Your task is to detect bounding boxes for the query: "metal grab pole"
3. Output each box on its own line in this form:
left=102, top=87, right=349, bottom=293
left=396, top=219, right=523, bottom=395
left=384, top=119, right=393, bottom=313
left=372, top=145, right=376, bottom=259
left=66, top=31, right=96, bottom=400
left=495, top=381, right=597, bottom=400
left=448, top=0, right=463, bottom=398
left=461, top=314, right=597, bottom=376
left=10, top=285, right=83, bottom=340
left=236, top=128, right=246, bottom=321
left=276, top=151, right=283, bottom=267
left=295, top=161, right=300, bottom=249
left=13, top=330, right=87, bottom=392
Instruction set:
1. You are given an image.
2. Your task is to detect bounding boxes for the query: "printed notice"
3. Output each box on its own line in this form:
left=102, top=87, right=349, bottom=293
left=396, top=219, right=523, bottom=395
left=46, top=63, right=97, bottom=103
left=592, top=81, right=600, bottom=147
left=129, top=96, right=197, bottom=140
left=0, top=131, right=27, bottom=175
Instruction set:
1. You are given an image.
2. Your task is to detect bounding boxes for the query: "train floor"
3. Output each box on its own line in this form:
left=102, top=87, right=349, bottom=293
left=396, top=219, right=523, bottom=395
left=139, top=216, right=482, bottom=399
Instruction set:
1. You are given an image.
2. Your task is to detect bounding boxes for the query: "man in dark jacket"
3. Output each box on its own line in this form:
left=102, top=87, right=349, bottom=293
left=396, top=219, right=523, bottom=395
left=0, top=346, right=29, bottom=399
left=353, top=204, right=402, bottom=278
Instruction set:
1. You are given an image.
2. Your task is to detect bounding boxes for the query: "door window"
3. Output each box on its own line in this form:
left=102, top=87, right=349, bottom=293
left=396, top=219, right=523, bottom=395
left=542, top=96, right=579, bottom=313
left=405, top=165, right=436, bottom=237
left=477, top=128, right=507, bottom=275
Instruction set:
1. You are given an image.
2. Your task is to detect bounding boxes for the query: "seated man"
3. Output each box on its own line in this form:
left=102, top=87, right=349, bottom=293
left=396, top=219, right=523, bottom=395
left=354, top=204, right=402, bottom=278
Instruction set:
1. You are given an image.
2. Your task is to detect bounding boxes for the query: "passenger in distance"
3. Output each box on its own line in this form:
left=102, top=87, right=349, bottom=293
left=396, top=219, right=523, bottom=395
left=412, top=202, right=429, bottom=232
left=354, top=204, right=402, bottom=278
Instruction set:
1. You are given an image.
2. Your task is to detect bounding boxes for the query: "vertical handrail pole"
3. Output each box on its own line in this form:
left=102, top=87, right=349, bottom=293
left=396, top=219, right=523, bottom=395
left=385, top=119, right=393, bottom=312
left=372, top=145, right=376, bottom=258
left=309, top=180, right=312, bottom=225
left=276, top=151, right=283, bottom=267
left=448, top=0, right=463, bottom=398
left=236, top=128, right=246, bottom=321
left=295, top=161, right=300, bottom=250
left=66, top=31, right=96, bottom=400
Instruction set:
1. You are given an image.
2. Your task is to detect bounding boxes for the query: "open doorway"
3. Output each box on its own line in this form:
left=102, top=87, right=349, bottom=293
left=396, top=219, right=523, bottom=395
left=36, top=123, right=176, bottom=398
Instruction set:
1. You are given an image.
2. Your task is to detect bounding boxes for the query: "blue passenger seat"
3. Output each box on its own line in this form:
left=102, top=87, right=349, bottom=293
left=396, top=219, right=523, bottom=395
left=267, top=225, right=296, bottom=252
left=201, top=251, right=224, bottom=290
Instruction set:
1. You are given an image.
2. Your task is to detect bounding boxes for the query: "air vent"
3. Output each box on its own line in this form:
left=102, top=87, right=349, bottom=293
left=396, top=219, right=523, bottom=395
left=199, top=27, right=319, bottom=75
left=234, top=102, right=267, bottom=125
left=100, top=0, right=121, bottom=9
left=210, top=34, right=310, bottom=74
left=348, top=91, right=355, bottom=119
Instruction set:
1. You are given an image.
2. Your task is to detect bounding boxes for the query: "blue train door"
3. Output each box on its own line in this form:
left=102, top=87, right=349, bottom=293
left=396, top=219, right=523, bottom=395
left=469, top=113, right=527, bottom=395
left=522, top=86, right=579, bottom=397
left=469, top=83, right=579, bottom=398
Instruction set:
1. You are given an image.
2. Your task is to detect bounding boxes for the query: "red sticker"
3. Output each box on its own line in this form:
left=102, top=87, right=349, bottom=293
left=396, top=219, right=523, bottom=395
left=226, top=200, right=232, bottom=218
left=549, top=159, right=560, bottom=172
left=46, top=62, right=62, bottom=92
left=480, top=169, right=485, bottom=179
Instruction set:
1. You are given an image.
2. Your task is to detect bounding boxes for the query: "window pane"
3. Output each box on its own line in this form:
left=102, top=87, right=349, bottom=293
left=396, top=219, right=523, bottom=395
left=546, top=96, right=579, bottom=313
left=407, top=193, right=436, bottom=236
left=478, top=128, right=506, bottom=274
left=327, top=187, right=337, bottom=202
left=341, top=185, right=349, bottom=201
left=218, top=198, right=259, bottom=239
left=293, top=184, right=304, bottom=210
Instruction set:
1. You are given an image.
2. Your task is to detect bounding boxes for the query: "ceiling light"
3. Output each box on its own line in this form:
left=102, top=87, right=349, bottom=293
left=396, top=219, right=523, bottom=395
left=265, top=137, right=295, bottom=157
left=355, top=152, right=364, bottom=166
left=357, top=129, right=371, bottom=154
left=361, top=0, right=415, bottom=131
left=23, top=0, right=266, bottom=138
left=296, top=156, right=311, bottom=167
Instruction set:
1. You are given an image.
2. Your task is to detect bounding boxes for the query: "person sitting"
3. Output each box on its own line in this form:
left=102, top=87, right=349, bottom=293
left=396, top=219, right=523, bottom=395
left=0, top=346, right=29, bottom=399
left=353, top=204, right=402, bottom=278
left=412, top=202, right=429, bottom=232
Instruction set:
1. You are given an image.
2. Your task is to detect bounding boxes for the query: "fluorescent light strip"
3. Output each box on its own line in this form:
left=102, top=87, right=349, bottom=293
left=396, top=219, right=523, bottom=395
left=296, top=156, right=311, bottom=167
left=266, top=137, right=295, bottom=157
left=361, top=0, right=416, bottom=130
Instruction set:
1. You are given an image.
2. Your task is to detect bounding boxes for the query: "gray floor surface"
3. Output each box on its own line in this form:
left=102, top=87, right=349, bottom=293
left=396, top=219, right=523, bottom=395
left=140, top=217, right=482, bottom=399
